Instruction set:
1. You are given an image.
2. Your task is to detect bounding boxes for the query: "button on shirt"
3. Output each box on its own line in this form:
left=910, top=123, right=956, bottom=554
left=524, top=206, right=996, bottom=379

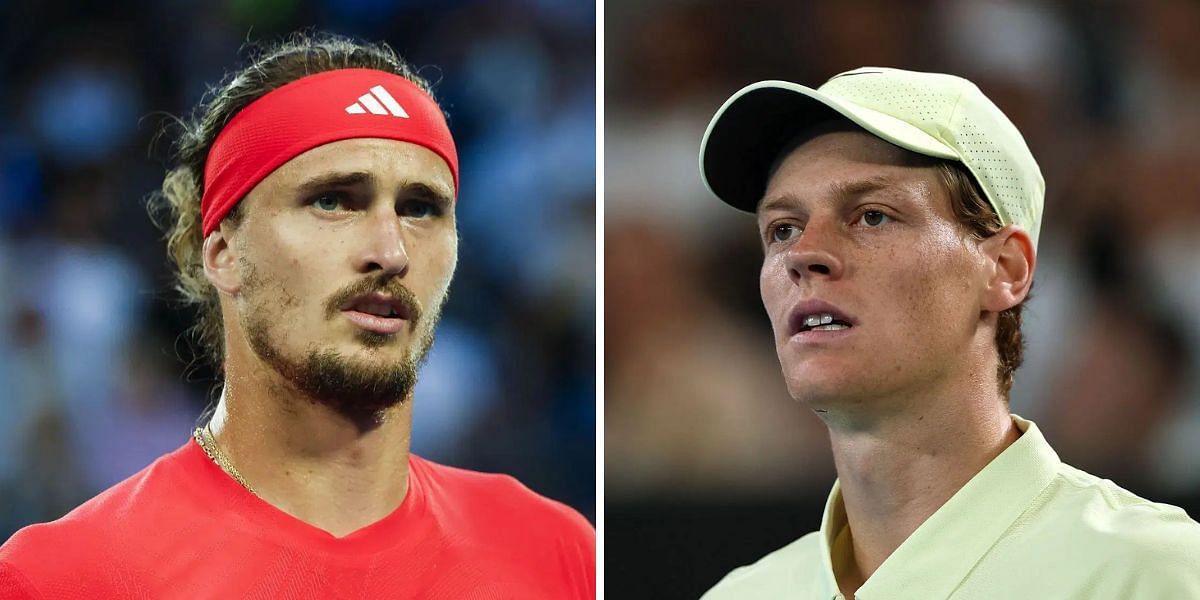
left=702, top=416, right=1200, bottom=599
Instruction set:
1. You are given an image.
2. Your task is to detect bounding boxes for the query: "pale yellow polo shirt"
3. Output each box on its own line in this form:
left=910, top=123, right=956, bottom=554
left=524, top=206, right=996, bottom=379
left=702, top=416, right=1200, bottom=599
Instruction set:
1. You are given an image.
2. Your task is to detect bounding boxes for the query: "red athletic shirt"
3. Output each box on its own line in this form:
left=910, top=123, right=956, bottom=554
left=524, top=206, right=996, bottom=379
left=0, top=439, right=595, bottom=599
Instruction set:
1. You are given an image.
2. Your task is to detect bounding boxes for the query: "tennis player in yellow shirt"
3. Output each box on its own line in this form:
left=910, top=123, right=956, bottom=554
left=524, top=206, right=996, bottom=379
left=697, top=67, right=1200, bottom=599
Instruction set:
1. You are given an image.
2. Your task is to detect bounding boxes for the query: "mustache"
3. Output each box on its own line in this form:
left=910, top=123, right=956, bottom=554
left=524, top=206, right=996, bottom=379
left=325, top=276, right=423, bottom=323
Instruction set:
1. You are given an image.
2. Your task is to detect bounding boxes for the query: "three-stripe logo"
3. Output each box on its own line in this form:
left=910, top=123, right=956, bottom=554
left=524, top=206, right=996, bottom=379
left=345, top=85, right=410, bottom=118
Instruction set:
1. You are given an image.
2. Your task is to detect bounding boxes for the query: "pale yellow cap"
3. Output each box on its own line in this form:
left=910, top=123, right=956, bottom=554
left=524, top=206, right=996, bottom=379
left=699, top=67, right=1045, bottom=250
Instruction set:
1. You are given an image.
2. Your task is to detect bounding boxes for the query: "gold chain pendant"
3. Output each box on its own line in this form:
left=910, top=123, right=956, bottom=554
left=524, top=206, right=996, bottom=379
left=193, top=424, right=257, bottom=495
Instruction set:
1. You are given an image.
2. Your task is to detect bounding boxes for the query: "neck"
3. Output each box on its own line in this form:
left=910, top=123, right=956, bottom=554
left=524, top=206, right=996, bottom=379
left=822, top=379, right=1018, bottom=594
left=209, top=361, right=414, bottom=538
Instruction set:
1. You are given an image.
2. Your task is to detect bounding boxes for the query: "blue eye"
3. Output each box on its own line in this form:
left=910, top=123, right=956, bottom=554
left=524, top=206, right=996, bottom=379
left=313, top=194, right=342, bottom=211
left=770, top=223, right=800, bottom=243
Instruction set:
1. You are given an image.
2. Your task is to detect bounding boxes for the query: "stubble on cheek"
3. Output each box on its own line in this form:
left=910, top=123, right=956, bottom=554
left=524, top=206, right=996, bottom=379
left=235, top=250, right=452, bottom=423
left=238, top=258, right=291, bottom=368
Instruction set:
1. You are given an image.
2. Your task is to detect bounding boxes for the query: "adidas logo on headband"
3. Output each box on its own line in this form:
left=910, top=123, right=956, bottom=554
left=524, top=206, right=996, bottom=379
left=344, top=85, right=410, bottom=118
left=202, top=69, right=459, bottom=237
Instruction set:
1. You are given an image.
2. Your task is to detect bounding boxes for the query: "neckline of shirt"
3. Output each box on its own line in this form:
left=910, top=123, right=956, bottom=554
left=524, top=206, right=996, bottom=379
left=819, top=415, right=1062, bottom=600
left=177, top=437, right=431, bottom=556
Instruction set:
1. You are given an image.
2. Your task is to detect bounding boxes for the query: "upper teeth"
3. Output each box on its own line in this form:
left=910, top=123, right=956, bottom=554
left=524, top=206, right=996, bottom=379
left=804, top=313, right=836, bottom=327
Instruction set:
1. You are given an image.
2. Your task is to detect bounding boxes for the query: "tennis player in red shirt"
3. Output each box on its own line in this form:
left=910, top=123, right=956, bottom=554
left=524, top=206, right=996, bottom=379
left=0, top=33, right=594, bottom=599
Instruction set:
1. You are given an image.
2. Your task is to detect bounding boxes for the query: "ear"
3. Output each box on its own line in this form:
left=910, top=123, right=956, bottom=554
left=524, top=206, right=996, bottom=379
left=202, top=225, right=242, bottom=295
left=978, top=225, right=1036, bottom=313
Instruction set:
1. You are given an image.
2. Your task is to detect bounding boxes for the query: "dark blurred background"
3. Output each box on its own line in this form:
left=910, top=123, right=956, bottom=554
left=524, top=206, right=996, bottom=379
left=0, top=0, right=595, bottom=537
left=605, top=0, right=1200, bottom=597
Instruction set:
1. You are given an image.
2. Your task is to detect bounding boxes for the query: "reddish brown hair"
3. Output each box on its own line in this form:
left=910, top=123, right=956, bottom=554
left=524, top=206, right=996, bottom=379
left=935, top=161, right=1029, bottom=400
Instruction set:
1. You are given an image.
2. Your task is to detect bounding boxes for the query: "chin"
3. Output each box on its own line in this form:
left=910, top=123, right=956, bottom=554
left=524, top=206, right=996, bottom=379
left=780, top=357, right=869, bottom=401
left=785, top=378, right=850, bottom=405
left=780, top=350, right=849, bottom=376
left=351, top=330, right=404, bottom=349
left=293, top=346, right=419, bottom=421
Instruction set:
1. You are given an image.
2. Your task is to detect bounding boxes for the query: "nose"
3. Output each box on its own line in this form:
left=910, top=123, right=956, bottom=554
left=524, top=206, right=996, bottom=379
left=783, top=219, right=844, bottom=284
left=356, top=211, right=409, bottom=276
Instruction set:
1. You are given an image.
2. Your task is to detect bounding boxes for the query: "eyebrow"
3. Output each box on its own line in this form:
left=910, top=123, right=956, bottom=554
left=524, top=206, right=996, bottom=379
left=830, top=174, right=896, bottom=200
left=295, top=171, right=455, bottom=206
left=757, top=174, right=898, bottom=214
left=400, top=181, right=455, bottom=208
left=296, top=171, right=376, bottom=195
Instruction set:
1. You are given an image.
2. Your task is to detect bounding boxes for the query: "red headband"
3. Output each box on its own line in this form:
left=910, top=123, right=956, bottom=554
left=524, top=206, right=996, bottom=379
left=200, top=68, right=458, bottom=237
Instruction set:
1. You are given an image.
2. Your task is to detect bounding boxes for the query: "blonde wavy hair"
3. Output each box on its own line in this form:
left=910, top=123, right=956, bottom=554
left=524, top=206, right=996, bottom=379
left=146, top=32, right=436, bottom=373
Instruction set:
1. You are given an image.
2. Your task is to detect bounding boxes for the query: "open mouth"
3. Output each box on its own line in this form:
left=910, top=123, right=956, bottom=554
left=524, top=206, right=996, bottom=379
left=796, top=313, right=853, bottom=332
left=339, top=292, right=414, bottom=334
left=341, top=292, right=412, bottom=319
left=788, top=301, right=856, bottom=337
left=348, top=301, right=405, bottom=319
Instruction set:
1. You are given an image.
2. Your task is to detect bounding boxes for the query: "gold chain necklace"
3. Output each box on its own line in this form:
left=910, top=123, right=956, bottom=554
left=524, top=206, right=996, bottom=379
left=193, top=423, right=257, bottom=495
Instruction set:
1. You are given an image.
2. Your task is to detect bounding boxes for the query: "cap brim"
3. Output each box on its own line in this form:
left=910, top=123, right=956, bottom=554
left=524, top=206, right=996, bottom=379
left=699, top=80, right=959, bottom=212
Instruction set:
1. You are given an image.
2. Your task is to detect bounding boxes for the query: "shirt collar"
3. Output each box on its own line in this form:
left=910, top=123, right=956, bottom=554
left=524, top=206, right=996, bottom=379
left=818, top=480, right=849, bottom=598
left=818, top=415, right=1061, bottom=600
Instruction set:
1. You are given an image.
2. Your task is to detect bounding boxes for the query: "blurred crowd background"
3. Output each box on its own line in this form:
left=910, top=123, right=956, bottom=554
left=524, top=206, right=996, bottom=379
left=0, top=0, right=596, bottom=538
left=606, top=0, right=1200, bottom=597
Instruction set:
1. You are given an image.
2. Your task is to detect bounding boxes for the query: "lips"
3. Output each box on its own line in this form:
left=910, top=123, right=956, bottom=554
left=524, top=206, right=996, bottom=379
left=339, top=292, right=415, bottom=335
left=342, top=293, right=412, bottom=319
left=787, top=299, right=857, bottom=337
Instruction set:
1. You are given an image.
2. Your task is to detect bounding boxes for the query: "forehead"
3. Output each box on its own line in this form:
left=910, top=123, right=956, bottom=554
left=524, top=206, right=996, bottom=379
left=262, top=137, right=455, bottom=196
left=761, top=130, right=944, bottom=211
